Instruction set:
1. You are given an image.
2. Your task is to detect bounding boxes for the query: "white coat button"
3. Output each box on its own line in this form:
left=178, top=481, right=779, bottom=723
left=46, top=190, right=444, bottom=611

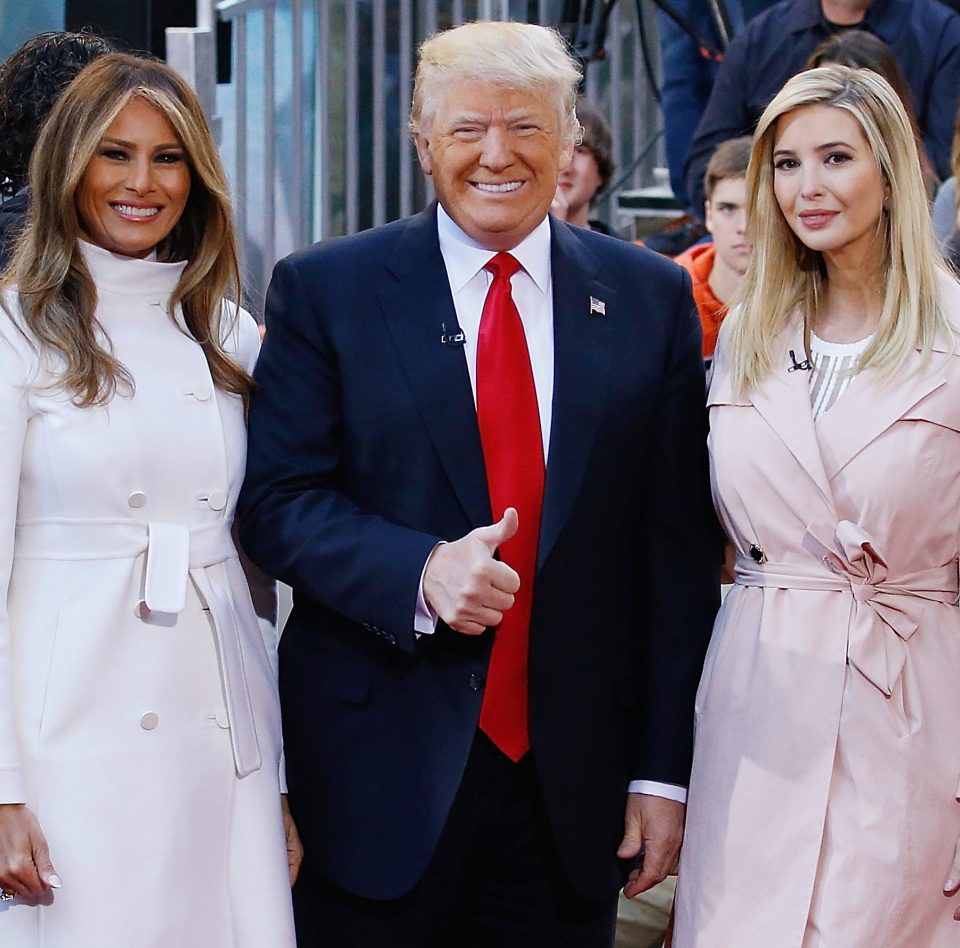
left=215, top=710, right=230, bottom=729
left=140, top=712, right=159, bottom=731
left=128, top=490, right=147, bottom=509
left=191, top=384, right=213, bottom=402
left=206, top=490, right=227, bottom=511
left=134, top=600, right=149, bottom=620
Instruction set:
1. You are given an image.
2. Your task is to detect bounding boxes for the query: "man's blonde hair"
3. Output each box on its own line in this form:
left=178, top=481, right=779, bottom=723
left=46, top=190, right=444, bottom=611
left=410, top=21, right=582, bottom=144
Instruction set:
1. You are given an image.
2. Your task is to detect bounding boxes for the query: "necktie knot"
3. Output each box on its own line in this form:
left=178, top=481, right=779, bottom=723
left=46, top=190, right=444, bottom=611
left=484, top=251, right=521, bottom=284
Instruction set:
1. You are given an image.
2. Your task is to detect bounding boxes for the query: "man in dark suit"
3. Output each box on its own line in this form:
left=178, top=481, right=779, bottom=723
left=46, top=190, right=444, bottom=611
left=239, top=20, right=718, bottom=946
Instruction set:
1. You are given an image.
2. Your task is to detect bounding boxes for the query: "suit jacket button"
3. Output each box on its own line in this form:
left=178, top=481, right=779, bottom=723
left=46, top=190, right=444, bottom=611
left=468, top=674, right=484, bottom=692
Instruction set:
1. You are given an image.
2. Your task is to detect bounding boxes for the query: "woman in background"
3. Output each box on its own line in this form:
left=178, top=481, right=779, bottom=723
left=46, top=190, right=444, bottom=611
left=0, top=53, right=298, bottom=947
left=0, top=31, right=113, bottom=268
left=806, top=28, right=939, bottom=198
left=674, top=66, right=960, bottom=945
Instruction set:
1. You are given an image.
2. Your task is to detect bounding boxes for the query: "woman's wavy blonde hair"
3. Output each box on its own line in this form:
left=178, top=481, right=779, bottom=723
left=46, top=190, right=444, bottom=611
left=725, top=65, right=950, bottom=395
left=2, top=52, right=251, bottom=407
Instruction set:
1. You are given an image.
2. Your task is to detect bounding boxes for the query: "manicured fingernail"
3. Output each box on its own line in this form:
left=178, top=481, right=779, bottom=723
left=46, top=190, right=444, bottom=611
left=47, top=874, right=62, bottom=889
left=944, top=878, right=956, bottom=892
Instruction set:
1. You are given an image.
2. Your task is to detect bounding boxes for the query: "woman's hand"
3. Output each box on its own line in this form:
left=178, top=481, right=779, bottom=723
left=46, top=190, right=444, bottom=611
left=945, top=830, right=960, bottom=921
left=280, top=795, right=304, bottom=887
left=0, top=803, right=60, bottom=899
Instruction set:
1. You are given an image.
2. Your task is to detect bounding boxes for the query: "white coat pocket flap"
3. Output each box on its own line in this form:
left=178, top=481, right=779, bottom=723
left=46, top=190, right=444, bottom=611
left=145, top=521, right=190, bottom=613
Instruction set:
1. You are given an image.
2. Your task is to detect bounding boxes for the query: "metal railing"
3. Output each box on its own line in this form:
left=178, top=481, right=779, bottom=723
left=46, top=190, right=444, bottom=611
left=171, top=1, right=663, bottom=308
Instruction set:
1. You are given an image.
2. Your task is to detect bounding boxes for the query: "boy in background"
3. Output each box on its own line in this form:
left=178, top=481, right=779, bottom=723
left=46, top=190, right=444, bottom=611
left=675, top=136, right=752, bottom=363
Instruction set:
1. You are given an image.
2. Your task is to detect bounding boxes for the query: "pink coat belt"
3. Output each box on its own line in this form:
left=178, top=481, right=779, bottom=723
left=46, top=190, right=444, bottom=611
left=15, top=518, right=263, bottom=779
left=735, top=520, right=959, bottom=697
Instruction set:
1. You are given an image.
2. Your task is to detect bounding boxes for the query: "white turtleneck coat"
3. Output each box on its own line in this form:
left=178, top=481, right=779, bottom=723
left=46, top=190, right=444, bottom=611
left=0, top=242, right=295, bottom=947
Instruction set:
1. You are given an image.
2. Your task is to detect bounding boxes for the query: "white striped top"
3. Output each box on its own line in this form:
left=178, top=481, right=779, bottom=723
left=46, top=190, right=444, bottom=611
left=808, top=332, right=873, bottom=420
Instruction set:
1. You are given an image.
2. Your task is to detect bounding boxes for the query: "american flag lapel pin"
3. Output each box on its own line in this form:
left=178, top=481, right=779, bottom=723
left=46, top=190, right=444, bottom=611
left=589, top=296, right=606, bottom=317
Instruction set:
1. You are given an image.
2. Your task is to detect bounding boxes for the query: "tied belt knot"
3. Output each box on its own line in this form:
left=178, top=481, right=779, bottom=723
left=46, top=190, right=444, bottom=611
left=735, top=520, right=959, bottom=697
left=15, top=517, right=262, bottom=778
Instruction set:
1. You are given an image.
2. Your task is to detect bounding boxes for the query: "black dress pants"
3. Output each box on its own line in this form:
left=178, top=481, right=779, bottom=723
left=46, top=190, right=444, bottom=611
left=293, top=732, right=618, bottom=947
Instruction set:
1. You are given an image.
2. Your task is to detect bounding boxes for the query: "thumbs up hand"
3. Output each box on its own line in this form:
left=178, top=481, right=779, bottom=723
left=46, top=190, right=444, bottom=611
left=471, top=506, right=519, bottom=553
left=422, top=508, right=521, bottom=636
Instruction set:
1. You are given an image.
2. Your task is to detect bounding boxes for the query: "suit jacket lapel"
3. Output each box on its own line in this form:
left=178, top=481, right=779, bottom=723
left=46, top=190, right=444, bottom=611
left=537, top=220, right=614, bottom=571
left=378, top=205, right=492, bottom=529
left=748, top=316, right=834, bottom=506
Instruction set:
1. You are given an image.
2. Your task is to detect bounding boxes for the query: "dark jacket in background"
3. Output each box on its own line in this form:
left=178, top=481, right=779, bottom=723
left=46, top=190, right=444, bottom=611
left=684, top=0, right=960, bottom=214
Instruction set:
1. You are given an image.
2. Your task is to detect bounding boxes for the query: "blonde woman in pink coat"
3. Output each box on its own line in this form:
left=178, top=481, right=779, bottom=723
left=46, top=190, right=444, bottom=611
left=674, top=66, right=960, bottom=946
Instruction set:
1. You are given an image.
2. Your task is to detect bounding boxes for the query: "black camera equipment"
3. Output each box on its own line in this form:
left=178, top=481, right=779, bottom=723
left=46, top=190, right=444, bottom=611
left=552, top=0, right=734, bottom=64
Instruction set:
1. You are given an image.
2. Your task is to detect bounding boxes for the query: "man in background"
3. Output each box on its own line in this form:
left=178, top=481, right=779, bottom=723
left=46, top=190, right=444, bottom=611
left=684, top=0, right=960, bottom=215
left=552, top=97, right=617, bottom=234
left=675, top=136, right=753, bottom=366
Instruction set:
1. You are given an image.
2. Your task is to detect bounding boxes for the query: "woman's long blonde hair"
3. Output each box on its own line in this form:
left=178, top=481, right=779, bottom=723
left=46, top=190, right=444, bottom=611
left=2, top=52, right=252, bottom=407
left=725, top=65, right=949, bottom=395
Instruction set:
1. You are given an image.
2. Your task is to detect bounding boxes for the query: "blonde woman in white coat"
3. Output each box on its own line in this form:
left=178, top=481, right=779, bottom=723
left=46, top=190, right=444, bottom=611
left=0, top=53, right=299, bottom=947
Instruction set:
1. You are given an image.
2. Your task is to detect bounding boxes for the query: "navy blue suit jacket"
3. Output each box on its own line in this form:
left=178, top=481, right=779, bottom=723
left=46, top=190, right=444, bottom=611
left=238, top=206, right=719, bottom=903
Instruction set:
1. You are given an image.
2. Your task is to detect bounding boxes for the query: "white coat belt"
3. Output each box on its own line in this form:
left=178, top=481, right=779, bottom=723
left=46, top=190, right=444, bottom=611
left=735, top=519, right=959, bottom=697
left=15, top=518, right=263, bottom=779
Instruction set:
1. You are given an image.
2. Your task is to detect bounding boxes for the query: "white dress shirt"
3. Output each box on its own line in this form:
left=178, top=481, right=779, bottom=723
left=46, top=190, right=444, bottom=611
left=416, top=206, right=686, bottom=804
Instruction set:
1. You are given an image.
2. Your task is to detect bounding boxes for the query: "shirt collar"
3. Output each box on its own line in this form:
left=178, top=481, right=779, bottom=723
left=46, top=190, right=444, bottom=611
left=436, top=203, right=552, bottom=295
left=787, top=0, right=892, bottom=34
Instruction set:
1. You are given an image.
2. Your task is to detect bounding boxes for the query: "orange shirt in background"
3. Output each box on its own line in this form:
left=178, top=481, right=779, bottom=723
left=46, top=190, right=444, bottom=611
left=674, top=242, right=726, bottom=358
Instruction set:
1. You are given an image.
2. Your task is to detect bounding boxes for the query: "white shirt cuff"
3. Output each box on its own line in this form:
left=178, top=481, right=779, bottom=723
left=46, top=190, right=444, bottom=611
left=627, top=780, right=687, bottom=804
left=414, top=544, right=443, bottom=636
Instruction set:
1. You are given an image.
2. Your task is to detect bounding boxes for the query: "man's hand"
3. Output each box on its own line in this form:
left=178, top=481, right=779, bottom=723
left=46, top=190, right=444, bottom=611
left=281, top=795, right=304, bottom=887
left=618, top=792, right=685, bottom=898
left=0, top=803, right=61, bottom=900
left=422, top=508, right=521, bottom=635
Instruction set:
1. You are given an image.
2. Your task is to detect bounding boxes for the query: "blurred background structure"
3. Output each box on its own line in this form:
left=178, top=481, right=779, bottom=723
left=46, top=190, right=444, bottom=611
left=0, top=1, right=697, bottom=305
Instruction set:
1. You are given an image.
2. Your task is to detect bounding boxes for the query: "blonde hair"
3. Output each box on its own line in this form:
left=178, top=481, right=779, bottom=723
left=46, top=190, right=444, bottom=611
left=3, top=52, right=251, bottom=407
left=725, top=65, right=950, bottom=394
left=409, top=21, right=582, bottom=145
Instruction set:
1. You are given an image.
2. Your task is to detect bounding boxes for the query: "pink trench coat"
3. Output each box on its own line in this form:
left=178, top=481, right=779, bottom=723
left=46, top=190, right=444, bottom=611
left=674, top=282, right=960, bottom=947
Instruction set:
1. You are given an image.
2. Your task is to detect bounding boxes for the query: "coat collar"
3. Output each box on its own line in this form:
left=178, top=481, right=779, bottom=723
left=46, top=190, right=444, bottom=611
left=814, top=343, right=951, bottom=479
left=745, top=308, right=956, bottom=490
left=745, top=313, right=836, bottom=506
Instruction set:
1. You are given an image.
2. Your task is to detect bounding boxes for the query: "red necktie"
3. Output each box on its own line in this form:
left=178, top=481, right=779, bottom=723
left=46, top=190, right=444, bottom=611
left=476, top=252, right=545, bottom=761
